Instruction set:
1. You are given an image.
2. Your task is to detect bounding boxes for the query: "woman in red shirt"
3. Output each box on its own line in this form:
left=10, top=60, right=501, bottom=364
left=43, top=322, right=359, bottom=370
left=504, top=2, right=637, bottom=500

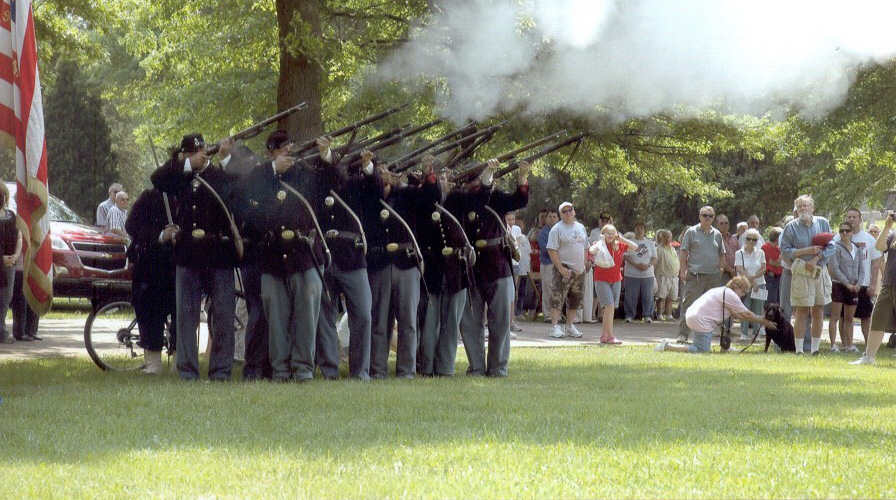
left=590, top=225, right=638, bottom=344
left=762, top=227, right=784, bottom=305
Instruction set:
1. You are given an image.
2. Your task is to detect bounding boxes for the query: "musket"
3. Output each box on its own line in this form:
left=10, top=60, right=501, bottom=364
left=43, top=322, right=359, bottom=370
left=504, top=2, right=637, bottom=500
left=340, top=118, right=445, bottom=168
left=325, top=190, right=368, bottom=256
left=441, top=127, right=503, bottom=171
left=290, top=103, right=411, bottom=156
left=494, top=131, right=592, bottom=178
left=449, top=130, right=567, bottom=182
left=432, top=121, right=509, bottom=166
left=206, top=102, right=308, bottom=155
left=388, top=122, right=478, bottom=173
left=279, top=181, right=333, bottom=301
left=297, top=126, right=405, bottom=165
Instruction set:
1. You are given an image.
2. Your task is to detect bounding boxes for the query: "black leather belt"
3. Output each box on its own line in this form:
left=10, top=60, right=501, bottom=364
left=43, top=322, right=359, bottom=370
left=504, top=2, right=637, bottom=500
left=474, top=237, right=503, bottom=249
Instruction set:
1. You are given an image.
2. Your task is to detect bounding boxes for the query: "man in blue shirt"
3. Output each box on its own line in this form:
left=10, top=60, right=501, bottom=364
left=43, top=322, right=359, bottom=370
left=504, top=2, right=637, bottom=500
left=780, top=194, right=836, bottom=354
left=538, top=210, right=559, bottom=321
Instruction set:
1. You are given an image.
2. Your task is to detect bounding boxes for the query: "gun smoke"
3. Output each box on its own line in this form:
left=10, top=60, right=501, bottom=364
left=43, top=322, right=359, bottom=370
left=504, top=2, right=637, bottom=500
left=380, top=0, right=896, bottom=123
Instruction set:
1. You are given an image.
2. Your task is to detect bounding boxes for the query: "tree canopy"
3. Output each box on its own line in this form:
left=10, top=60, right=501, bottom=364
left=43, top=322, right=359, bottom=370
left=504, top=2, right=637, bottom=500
left=9, top=1, right=896, bottom=229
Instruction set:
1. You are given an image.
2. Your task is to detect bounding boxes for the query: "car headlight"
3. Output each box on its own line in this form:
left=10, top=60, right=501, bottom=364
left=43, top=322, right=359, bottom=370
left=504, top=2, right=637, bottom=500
left=51, top=233, right=69, bottom=250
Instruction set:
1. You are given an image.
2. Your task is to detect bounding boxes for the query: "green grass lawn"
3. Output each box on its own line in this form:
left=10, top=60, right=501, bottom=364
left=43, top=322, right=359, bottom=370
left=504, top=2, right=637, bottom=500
left=2, top=347, right=896, bottom=499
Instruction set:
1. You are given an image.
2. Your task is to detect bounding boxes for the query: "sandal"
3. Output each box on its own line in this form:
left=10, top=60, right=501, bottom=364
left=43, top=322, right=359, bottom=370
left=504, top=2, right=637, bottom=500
left=600, top=337, right=622, bottom=345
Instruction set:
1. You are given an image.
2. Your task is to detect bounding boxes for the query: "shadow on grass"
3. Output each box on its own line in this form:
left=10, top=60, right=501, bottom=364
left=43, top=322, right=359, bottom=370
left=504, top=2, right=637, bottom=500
left=1, top=347, right=895, bottom=466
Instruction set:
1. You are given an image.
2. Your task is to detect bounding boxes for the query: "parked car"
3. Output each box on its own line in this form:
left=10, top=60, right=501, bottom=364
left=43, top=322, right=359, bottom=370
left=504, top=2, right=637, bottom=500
left=7, top=182, right=131, bottom=299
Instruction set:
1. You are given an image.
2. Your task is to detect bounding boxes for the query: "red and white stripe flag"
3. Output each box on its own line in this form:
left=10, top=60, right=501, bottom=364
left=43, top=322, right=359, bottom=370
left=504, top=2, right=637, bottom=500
left=0, top=0, right=52, bottom=314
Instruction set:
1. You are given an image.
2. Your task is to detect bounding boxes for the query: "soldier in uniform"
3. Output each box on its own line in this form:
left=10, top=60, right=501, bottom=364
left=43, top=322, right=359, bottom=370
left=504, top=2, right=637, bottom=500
left=364, top=152, right=440, bottom=379
left=417, top=155, right=471, bottom=376
left=241, top=130, right=332, bottom=382
left=315, top=147, right=380, bottom=380
left=126, top=187, right=178, bottom=374
left=150, top=133, right=239, bottom=381
left=444, top=158, right=530, bottom=377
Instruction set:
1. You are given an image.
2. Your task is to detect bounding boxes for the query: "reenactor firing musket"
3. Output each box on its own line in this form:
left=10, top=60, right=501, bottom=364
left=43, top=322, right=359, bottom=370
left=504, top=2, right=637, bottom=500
left=388, top=122, right=478, bottom=173
left=449, top=129, right=568, bottom=182
left=205, top=102, right=308, bottom=155
left=494, top=131, right=593, bottom=178
left=289, top=102, right=411, bottom=157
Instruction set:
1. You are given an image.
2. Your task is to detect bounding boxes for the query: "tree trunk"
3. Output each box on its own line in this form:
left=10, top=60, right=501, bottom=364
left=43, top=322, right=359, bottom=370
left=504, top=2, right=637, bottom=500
left=276, top=0, right=323, bottom=142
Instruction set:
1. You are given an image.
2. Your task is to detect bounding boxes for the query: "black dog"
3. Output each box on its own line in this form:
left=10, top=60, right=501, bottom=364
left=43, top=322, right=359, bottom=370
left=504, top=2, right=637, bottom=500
left=761, top=303, right=796, bottom=352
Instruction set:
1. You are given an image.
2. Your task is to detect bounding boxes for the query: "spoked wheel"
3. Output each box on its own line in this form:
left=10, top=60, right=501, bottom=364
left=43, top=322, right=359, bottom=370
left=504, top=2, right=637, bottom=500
left=84, top=301, right=145, bottom=372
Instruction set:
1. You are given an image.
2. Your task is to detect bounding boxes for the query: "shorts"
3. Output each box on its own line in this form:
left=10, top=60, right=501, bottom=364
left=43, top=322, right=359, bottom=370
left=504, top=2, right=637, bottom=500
left=831, top=282, right=858, bottom=305
left=655, top=275, right=678, bottom=300
left=594, top=280, right=621, bottom=308
left=790, top=265, right=832, bottom=307
left=550, top=266, right=586, bottom=310
left=870, top=286, right=896, bottom=333
left=855, top=286, right=873, bottom=319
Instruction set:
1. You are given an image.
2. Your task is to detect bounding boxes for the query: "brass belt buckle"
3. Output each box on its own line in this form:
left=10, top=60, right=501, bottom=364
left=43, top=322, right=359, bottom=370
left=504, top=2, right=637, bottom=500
left=475, top=239, right=487, bottom=249
left=326, top=229, right=339, bottom=239
left=282, top=229, right=295, bottom=241
left=386, top=243, right=399, bottom=252
left=441, top=247, right=454, bottom=256
left=192, top=228, right=206, bottom=239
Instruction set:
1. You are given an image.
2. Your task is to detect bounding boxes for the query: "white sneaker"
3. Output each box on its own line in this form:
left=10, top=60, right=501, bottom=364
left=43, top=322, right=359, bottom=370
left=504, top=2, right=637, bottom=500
left=758, top=327, right=766, bottom=337
left=566, top=324, right=583, bottom=338
left=740, top=333, right=750, bottom=341
left=549, top=325, right=565, bottom=338
left=654, top=339, right=669, bottom=352
left=509, top=331, right=518, bottom=340
left=510, top=322, right=523, bottom=333
left=644, top=317, right=653, bottom=324
left=143, top=350, right=163, bottom=375
left=845, top=345, right=859, bottom=353
left=849, top=354, right=875, bottom=365
left=831, top=344, right=840, bottom=353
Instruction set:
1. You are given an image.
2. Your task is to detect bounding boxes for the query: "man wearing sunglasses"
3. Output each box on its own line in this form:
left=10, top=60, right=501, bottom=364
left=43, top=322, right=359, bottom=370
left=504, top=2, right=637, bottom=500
left=546, top=202, right=588, bottom=338
left=677, top=206, right=725, bottom=342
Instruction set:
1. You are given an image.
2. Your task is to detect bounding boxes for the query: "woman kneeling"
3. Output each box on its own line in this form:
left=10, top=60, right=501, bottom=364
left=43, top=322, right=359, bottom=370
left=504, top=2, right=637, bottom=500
left=655, top=276, right=776, bottom=353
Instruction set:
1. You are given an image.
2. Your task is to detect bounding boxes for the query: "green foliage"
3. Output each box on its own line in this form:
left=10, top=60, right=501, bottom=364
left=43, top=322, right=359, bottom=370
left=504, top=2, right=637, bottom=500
left=44, top=60, right=118, bottom=220
left=783, top=61, right=896, bottom=215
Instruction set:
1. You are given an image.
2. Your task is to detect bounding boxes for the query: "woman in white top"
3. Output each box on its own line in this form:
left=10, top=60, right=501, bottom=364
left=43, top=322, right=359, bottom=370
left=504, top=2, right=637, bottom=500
left=735, top=228, right=766, bottom=340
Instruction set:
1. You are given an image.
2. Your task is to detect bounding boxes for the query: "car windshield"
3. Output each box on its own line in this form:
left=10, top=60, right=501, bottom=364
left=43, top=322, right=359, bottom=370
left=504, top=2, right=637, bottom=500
left=6, top=183, right=85, bottom=224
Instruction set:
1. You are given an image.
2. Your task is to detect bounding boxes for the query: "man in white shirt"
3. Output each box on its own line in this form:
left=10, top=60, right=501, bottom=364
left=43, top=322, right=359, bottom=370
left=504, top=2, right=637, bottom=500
left=96, top=183, right=123, bottom=230
left=623, top=222, right=657, bottom=323
left=836, top=208, right=882, bottom=350
left=546, top=202, right=588, bottom=338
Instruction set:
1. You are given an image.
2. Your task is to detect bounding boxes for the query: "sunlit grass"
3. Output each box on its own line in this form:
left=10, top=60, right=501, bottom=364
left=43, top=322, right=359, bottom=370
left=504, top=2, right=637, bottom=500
left=1, top=348, right=895, bottom=498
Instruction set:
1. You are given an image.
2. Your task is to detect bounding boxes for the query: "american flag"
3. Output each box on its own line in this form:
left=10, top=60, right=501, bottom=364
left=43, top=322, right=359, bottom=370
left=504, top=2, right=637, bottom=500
left=0, top=0, right=52, bottom=314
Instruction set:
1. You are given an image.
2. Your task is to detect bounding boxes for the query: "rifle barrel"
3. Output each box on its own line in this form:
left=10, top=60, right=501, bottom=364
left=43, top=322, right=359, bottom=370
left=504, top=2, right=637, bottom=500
left=495, top=131, right=592, bottom=178
left=389, top=122, right=477, bottom=173
left=449, top=130, right=566, bottom=181
left=206, top=101, right=307, bottom=155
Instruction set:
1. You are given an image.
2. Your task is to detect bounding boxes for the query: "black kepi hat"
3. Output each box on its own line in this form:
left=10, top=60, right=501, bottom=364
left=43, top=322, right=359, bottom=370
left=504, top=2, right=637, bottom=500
left=266, top=129, right=293, bottom=151
left=180, top=133, right=205, bottom=154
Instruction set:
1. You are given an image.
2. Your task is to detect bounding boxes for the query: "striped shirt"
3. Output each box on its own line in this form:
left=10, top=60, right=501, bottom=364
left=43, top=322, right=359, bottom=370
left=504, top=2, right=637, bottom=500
left=107, top=205, right=128, bottom=235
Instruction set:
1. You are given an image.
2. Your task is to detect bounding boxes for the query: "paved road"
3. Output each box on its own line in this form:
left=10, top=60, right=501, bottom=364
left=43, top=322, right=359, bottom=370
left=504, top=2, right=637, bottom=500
left=0, top=315, right=868, bottom=360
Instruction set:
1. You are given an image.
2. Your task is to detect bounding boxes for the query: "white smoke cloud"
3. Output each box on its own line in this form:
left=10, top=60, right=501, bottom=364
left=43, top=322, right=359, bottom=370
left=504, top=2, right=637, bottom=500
left=380, top=0, right=896, bottom=122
